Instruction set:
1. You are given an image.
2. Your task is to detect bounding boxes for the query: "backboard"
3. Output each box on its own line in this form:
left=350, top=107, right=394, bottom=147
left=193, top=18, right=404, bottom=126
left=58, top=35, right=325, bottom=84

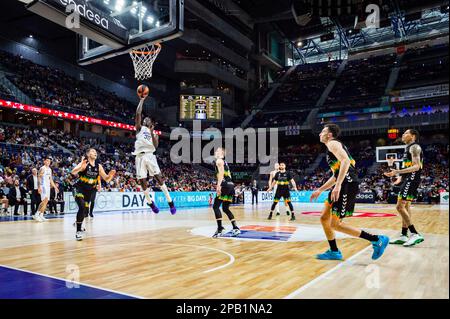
left=26, top=0, right=183, bottom=65
left=376, top=145, right=406, bottom=163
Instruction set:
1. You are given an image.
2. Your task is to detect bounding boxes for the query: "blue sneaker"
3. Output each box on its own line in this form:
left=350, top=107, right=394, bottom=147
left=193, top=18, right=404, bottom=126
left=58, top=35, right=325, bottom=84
left=316, top=249, right=343, bottom=260
left=371, top=235, right=389, bottom=260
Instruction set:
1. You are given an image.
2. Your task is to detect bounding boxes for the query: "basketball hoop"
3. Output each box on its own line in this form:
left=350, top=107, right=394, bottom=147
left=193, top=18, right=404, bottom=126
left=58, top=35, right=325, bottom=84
left=129, top=43, right=162, bottom=81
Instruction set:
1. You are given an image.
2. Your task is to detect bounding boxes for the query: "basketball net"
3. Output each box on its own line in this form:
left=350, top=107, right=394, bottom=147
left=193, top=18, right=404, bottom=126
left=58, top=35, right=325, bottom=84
left=129, top=43, right=162, bottom=81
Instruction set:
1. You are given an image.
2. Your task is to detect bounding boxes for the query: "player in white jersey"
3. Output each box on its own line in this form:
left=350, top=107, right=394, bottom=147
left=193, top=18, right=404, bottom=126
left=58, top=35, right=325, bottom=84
left=268, top=163, right=289, bottom=216
left=134, top=95, right=177, bottom=214
left=34, top=155, right=58, bottom=222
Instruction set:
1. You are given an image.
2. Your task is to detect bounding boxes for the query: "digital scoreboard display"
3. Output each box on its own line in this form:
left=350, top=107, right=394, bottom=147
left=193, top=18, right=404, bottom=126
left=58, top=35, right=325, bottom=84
left=179, top=95, right=222, bottom=122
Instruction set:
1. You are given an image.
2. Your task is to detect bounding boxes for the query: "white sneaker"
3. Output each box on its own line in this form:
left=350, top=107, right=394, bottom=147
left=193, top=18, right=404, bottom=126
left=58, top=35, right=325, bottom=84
left=75, top=231, right=84, bottom=241
left=403, top=233, right=424, bottom=247
left=231, top=228, right=241, bottom=237
left=40, top=215, right=47, bottom=222
left=389, top=235, right=409, bottom=245
left=32, top=215, right=40, bottom=222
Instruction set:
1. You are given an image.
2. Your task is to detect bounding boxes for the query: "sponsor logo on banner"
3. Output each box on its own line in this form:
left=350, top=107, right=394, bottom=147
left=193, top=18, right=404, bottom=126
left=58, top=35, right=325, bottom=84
left=441, top=192, right=449, bottom=205
left=244, top=191, right=329, bottom=204
left=64, top=191, right=215, bottom=213
left=356, top=192, right=375, bottom=203
left=390, top=84, right=449, bottom=102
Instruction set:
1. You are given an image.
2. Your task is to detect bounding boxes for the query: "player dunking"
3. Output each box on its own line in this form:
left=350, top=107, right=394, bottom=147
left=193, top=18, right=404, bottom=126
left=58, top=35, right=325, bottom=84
left=71, top=148, right=115, bottom=241
left=34, top=156, right=58, bottom=222
left=384, top=129, right=425, bottom=247
left=134, top=91, right=177, bottom=214
left=310, top=124, right=389, bottom=260
left=267, top=163, right=297, bottom=220
left=212, top=147, right=240, bottom=238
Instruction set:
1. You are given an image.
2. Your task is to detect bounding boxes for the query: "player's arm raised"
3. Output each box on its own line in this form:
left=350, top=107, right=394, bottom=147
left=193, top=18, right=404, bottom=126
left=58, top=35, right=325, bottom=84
left=150, top=127, right=159, bottom=149
left=216, top=159, right=224, bottom=195
left=99, top=165, right=116, bottom=183
left=135, top=98, right=145, bottom=132
left=71, top=156, right=87, bottom=176
left=328, top=140, right=351, bottom=202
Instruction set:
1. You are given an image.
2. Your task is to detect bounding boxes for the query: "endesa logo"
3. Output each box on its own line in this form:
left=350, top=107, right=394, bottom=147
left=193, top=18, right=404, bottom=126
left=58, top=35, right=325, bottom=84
left=60, top=0, right=109, bottom=29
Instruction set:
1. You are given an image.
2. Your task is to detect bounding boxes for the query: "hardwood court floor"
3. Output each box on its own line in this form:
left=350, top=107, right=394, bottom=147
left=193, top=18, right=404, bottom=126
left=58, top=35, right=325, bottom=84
left=0, top=203, right=448, bottom=299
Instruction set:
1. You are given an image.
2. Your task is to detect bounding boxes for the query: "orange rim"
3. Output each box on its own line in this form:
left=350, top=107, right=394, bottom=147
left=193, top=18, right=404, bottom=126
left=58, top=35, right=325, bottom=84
left=131, top=43, right=161, bottom=55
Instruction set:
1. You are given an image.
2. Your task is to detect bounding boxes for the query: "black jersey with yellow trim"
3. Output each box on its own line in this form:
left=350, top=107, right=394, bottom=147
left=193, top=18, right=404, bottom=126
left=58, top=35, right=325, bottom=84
left=326, top=140, right=359, bottom=183
left=76, top=160, right=100, bottom=189
left=214, top=159, right=232, bottom=183
left=274, top=171, right=293, bottom=190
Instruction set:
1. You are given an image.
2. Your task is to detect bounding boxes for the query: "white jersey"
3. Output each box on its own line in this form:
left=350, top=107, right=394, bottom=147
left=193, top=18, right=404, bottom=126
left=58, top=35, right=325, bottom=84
left=39, top=165, right=52, bottom=200
left=133, top=126, right=156, bottom=155
left=40, top=166, right=52, bottom=189
left=269, top=170, right=279, bottom=188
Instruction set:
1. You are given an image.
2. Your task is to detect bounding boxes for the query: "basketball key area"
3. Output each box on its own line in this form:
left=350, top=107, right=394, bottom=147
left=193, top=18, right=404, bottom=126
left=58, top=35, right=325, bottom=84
left=0, top=202, right=447, bottom=299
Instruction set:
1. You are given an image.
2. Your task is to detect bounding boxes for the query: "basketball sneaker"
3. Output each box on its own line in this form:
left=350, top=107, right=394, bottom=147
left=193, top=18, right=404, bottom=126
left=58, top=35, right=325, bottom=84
left=316, top=249, right=343, bottom=260
left=40, top=214, right=47, bottom=222
left=276, top=212, right=280, bottom=216
left=212, top=227, right=225, bottom=238
left=286, top=211, right=290, bottom=216
left=390, top=235, right=409, bottom=245
left=75, top=231, right=84, bottom=241
left=403, top=233, right=424, bottom=247
left=371, top=235, right=390, bottom=260
left=231, top=228, right=241, bottom=237
left=150, top=202, right=160, bottom=214
left=267, top=213, right=273, bottom=220
left=289, top=214, right=296, bottom=221
left=169, top=202, right=177, bottom=215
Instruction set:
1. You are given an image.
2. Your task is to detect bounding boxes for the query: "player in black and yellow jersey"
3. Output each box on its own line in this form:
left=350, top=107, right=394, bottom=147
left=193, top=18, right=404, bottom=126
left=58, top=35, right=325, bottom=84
left=267, top=163, right=297, bottom=221
left=212, top=147, right=241, bottom=238
left=311, top=124, right=389, bottom=261
left=71, top=148, right=116, bottom=241
left=384, top=129, right=425, bottom=247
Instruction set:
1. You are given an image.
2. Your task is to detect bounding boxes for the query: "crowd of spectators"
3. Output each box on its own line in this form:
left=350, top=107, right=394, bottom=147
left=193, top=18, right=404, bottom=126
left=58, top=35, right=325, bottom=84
left=266, top=61, right=340, bottom=110
left=0, top=50, right=139, bottom=124
left=324, top=54, right=396, bottom=110
left=396, top=44, right=448, bottom=89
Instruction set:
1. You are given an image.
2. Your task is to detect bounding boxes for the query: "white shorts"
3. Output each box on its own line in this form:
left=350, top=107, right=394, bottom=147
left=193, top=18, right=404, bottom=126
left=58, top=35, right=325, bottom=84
left=40, top=185, right=50, bottom=201
left=135, top=152, right=161, bottom=179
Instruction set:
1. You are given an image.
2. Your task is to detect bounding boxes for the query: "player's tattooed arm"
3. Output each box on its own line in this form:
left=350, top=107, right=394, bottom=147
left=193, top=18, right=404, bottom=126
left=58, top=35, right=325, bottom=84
left=135, top=98, right=145, bottom=132
left=37, top=167, right=44, bottom=193
left=388, top=145, right=422, bottom=176
left=99, top=165, right=116, bottom=183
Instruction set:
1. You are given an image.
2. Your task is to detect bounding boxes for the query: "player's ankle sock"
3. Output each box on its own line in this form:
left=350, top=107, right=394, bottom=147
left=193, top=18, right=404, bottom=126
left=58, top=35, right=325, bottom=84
left=160, top=184, right=172, bottom=203
left=231, top=220, right=238, bottom=229
left=328, top=239, right=338, bottom=252
left=76, top=222, right=83, bottom=232
left=359, top=230, right=379, bottom=242
left=408, top=225, right=418, bottom=234
left=217, top=219, right=223, bottom=229
left=168, top=201, right=175, bottom=208
left=402, top=227, right=408, bottom=236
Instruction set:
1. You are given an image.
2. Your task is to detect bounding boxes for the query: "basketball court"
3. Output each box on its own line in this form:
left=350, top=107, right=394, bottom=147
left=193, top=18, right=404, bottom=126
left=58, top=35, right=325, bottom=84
left=0, top=202, right=448, bottom=299
left=0, top=0, right=448, bottom=304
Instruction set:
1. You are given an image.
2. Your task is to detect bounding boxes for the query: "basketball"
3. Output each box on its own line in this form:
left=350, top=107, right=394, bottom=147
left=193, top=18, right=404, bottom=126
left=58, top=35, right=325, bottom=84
left=137, top=84, right=149, bottom=98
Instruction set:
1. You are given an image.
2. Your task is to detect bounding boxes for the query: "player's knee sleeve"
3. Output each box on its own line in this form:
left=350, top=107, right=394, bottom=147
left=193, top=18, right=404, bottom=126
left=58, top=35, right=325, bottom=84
left=288, top=201, right=294, bottom=211
left=75, top=197, right=85, bottom=223
left=213, top=198, right=222, bottom=219
left=222, top=202, right=235, bottom=220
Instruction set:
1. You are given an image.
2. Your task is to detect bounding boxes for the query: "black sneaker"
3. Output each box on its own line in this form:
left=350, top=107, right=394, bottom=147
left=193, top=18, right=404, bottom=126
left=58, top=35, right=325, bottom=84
left=290, top=214, right=296, bottom=221
left=212, top=227, right=225, bottom=238
left=286, top=211, right=290, bottom=216
left=276, top=212, right=280, bottom=216
left=267, top=214, right=273, bottom=220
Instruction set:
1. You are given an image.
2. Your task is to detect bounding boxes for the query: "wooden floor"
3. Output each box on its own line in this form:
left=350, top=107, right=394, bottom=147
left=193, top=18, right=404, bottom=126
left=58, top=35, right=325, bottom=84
left=0, top=203, right=448, bottom=299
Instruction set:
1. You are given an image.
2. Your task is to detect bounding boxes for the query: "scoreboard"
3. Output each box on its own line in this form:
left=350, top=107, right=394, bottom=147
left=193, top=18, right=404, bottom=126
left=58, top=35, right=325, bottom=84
left=179, top=95, right=222, bottom=122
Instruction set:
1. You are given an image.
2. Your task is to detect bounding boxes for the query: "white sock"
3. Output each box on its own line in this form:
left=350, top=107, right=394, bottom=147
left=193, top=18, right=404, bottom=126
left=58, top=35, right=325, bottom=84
left=144, top=188, right=154, bottom=205
left=160, top=184, right=172, bottom=203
